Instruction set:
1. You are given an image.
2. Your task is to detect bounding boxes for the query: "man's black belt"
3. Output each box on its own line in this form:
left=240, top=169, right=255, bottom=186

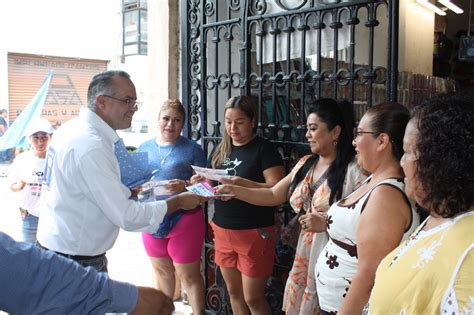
left=37, top=242, right=105, bottom=260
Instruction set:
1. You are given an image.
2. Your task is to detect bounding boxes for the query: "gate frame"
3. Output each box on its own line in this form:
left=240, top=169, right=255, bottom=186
left=180, top=1, right=399, bottom=313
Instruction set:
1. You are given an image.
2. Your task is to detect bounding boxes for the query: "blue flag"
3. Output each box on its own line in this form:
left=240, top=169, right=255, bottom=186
left=0, top=71, right=53, bottom=150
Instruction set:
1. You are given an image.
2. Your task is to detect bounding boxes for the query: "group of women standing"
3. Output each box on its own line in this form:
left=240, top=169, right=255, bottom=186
left=138, top=92, right=472, bottom=315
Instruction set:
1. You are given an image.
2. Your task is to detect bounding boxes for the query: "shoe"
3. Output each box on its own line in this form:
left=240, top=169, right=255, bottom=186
left=182, top=291, right=189, bottom=305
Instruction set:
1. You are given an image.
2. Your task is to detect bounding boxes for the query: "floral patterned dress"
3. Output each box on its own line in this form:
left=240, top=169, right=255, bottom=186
left=315, top=176, right=419, bottom=313
left=282, top=155, right=365, bottom=315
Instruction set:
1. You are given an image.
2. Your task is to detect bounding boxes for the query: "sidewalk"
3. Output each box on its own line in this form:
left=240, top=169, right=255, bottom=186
left=0, top=163, right=192, bottom=314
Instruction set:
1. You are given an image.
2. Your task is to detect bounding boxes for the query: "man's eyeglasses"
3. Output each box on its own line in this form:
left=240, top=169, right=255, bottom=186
left=101, top=95, right=140, bottom=110
left=353, top=128, right=378, bottom=139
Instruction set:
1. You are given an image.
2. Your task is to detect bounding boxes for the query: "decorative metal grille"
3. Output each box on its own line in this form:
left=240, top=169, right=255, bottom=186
left=181, top=0, right=398, bottom=313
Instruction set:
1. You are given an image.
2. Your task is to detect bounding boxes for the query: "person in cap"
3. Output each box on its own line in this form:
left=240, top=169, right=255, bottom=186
left=9, top=118, right=53, bottom=243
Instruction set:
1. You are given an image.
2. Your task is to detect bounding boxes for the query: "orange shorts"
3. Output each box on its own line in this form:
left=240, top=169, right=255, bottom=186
left=211, top=222, right=275, bottom=278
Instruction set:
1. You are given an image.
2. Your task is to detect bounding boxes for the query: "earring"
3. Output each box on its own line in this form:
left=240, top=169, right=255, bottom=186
left=333, top=140, right=338, bottom=145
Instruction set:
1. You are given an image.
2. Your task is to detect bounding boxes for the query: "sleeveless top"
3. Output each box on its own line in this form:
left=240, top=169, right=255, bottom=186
left=368, top=211, right=474, bottom=314
left=315, top=176, right=420, bottom=312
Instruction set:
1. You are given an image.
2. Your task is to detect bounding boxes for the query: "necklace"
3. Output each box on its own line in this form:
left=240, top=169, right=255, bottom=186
left=157, top=140, right=176, bottom=167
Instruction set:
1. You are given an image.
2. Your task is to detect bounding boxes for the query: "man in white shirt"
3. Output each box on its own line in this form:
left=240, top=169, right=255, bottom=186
left=37, top=70, right=207, bottom=272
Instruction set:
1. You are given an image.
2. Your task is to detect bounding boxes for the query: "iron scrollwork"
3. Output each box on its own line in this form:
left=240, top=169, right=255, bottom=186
left=181, top=0, right=398, bottom=313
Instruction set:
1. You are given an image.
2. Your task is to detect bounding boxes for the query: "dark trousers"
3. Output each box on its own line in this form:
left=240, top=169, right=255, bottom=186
left=37, top=242, right=108, bottom=272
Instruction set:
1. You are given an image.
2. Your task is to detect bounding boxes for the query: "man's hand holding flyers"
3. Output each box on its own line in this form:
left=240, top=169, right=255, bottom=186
left=186, top=181, right=235, bottom=199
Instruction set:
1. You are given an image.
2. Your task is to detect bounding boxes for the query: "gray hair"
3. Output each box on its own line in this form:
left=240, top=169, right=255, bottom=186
left=87, top=70, right=131, bottom=112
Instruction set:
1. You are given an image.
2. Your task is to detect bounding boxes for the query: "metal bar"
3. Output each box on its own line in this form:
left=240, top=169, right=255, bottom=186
left=367, top=3, right=375, bottom=108
left=316, top=12, right=322, bottom=99
left=271, top=18, right=278, bottom=127
left=349, top=8, right=356, bottom=104
left=229, top=5, right=232, bottom=99
left=258, top=21, right=265, bottom=128
left=214, top=27, right=219, bottom=125
left=180, top=0, right=190, bottom=138
left=388, top=0, right=399, bottom=102
left=285, top=16, right=292, bottom=127
left=300, top=13, right=307, bottom=127
left=199, top=24, right=206, bottom=138
left=202, top=18, right=240, bottom=28
left=332, top=9, right=339, bottom=100
left=241, top=0, right=250, bottom=96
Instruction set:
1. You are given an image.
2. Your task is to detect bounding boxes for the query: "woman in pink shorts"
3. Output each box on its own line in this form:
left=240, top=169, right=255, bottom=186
left=139, top=99, right=207, bottom=314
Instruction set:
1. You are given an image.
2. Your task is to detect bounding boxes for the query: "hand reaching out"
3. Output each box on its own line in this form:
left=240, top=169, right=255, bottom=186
left=214, top=184, right=236, bottom=201
left=299, top=212, right=327, bottom=233
left=164, top=179, right=187, bottom=195
left=131, top=286, right=174, bottom=315
left=11, top=181, right=27, bottom=192
left=218, top=176, right=243, bottom=186
left=190, top=174, right=206, bottom=185
left=178, top=192, right=210, bottom=210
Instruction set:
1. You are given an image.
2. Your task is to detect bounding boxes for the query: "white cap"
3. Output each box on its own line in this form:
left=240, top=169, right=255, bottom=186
left=26, top=118, right=53, bottom=136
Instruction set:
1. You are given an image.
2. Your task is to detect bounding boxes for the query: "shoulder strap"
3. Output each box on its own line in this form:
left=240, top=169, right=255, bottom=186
left=310, top=167, right=329, bottom=192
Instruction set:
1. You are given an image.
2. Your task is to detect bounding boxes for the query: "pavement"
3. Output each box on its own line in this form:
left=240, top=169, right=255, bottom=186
left=0, top=162, right=192, bottom=314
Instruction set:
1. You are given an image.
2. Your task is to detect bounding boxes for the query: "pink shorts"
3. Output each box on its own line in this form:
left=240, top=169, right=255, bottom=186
left=211, top=222, right=276, bottom=277
left=142, top=207, right=205, bottom=264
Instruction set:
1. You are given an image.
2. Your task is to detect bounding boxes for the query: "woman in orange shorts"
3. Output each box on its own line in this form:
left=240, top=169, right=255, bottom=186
left=193, top=96, right=285, bottom=315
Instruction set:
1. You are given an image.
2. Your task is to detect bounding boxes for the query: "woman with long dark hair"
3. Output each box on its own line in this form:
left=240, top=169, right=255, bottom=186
left=216, top=98, right=365, bottom=314
left=313, top=102, right=420, bottom=314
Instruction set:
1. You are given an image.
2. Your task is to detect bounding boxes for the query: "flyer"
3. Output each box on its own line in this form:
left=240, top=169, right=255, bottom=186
left=191, top=165, right=232, bottom=181
left=186, top=182, right=234, bottom=198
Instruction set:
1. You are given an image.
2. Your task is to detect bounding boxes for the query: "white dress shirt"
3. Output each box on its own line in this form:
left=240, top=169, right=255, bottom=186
left=37, top=107, right=167, bottom=256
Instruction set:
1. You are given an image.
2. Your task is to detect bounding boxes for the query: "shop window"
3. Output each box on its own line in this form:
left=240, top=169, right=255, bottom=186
left=123, top=0, right=147, bottom=56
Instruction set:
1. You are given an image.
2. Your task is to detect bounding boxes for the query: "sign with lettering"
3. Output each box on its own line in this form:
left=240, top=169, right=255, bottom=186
left=7, top=53, right=108, bottom=125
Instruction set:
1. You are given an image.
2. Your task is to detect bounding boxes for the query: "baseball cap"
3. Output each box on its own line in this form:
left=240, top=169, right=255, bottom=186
left=26, top=118, right=53, bottom=137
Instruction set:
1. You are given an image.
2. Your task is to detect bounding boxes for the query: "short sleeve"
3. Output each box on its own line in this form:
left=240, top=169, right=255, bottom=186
left=449, top=246, right=474, bottom=312
left=259, top=138, right=283, bottom=171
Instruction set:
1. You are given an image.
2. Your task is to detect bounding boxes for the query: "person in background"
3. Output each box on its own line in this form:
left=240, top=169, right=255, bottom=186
left=216, top=99, right=366, bottom=314
left=138, top=99, right=207, bottom=315
left=9, top=118, right=53, bottom=243
left=367, top=93, right=473, bottom=313
left=193, top=95, right=285, bottom=315
left=0, top=109, right=7, bottom=135
left=0, top=109, right=13, bottom=163
left=36, top=70, right=207, bottom=272
left=0, top=231, right=174, bottom=314
left=313, top=102, right=420, bottom=314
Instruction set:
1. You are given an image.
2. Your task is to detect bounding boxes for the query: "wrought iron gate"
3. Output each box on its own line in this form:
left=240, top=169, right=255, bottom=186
left=181, top=0, right=398, bottom=313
